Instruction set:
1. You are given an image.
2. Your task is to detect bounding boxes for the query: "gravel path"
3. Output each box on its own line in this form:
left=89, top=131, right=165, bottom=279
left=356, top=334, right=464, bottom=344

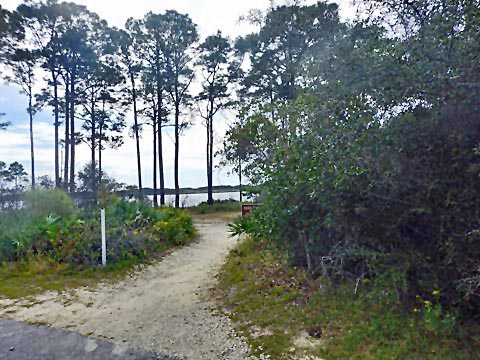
left=0, top=215, right=250, bottom=360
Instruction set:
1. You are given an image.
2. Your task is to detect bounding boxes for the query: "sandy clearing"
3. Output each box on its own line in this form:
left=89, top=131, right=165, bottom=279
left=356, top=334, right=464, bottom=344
left=0, top=215, right=250, bottom=360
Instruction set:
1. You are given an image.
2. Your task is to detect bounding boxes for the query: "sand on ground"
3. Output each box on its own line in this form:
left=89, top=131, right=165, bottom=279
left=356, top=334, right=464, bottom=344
left=0, top=214, right=250, bottom=360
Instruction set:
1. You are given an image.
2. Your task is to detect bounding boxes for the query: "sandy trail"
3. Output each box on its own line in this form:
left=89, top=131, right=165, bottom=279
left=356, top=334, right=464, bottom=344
left=0, top=215, right=249, bottom=360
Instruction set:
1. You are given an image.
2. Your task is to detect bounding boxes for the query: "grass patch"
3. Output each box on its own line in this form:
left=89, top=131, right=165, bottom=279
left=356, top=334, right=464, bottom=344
left=187, top=199, right=241, bottom=215
left=0, top=258, right=129, bottom=299
left=217, top=237, right=480, bottom=359
left=0, top=191, right=196, bottom=299
left=0, top=233, right=194, bottom=299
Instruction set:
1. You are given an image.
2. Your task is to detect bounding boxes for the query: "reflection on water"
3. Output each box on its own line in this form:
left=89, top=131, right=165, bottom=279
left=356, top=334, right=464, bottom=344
left=147, top=191, right=240, bottom=207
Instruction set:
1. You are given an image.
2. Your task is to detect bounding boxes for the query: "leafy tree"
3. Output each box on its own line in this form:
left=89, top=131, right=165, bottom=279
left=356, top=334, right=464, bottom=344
left=114, top=24, right=144, bottom=197
left=3, top=49, right=38, bottom=189
left=17, top=0, right=67, bottom=188
left=0, top=161, right=11, bottom=208
left=37, top=175, right=54, bottom=189
left=0, top=161, right=10, bottom=185
left=79, top=42, right=125, bottom=197
left=162, top=10, right=199, bottom=208
left=359, top=0, right=480, bottom=109
left=0, top=5, right=24, bottom=52
left=0, top=6, right=8, bottom=39
left=129, top=12, right=171, bottom=207
left=197, top=32, right=242, bottom=205
left=220, top=119, right=252, bottom=202
left=77, top=161, right=125, bottom=194
left=228, top=2, right=342, bottom=179
left=237, top=2, right=340, bottom=106
left=56, top=3, right=105, bottom=192
left=8, top=161, right=28, bottom=192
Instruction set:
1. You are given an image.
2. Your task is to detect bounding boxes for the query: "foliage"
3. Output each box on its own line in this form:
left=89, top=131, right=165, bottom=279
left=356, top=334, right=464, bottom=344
left=0, top=161, right=28, bottom=205
left=188, top=199, right=240, bottom=215
left=0, top=190, right=195, bottom=267
left=217, top=237, right=479, bottom=359
left=23, top=189, right=76, bottom=218
left=222, top=0, right=480, bottom=322
left=227, top=214, right=260, bottom=238
left=77, top=161, right=126, bottom=194
left=197, top=32, right=242, bottom=205
left=36, top=175, right=54, bottom=189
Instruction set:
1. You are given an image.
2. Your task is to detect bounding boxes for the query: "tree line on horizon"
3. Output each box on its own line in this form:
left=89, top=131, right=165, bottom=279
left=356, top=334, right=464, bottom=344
left=0, top=0, right=245, bottom=207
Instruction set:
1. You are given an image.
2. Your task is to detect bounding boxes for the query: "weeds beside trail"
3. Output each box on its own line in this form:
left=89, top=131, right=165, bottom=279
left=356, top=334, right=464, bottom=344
left=217, top=237, right=480, bottom=359
left=0, top=189, right=195, bottom=298
left=0, top=215, right=249, bottom=360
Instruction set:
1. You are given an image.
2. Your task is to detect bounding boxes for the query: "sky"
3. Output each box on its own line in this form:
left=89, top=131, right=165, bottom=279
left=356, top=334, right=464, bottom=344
left=0, top=0, right=353, bottom=189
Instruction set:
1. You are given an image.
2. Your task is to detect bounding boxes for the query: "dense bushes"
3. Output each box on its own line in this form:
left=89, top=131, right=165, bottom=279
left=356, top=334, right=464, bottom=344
left=0, top=190, right=195, bottom=267
left=246, top=106, right=480, bottom=319
left=23, top=189, right=76, bottom=218
left=223, top=0, right=480, bottom=323
left=188, top=199, right=241, bottom=214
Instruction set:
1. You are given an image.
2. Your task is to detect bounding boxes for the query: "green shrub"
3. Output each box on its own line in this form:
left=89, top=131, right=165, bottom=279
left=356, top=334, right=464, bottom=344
left=227, top=213, right=261, bottom=238
left=0, top=197, right=195, bottom=268
left=188, top=199, right=240, bottom=214
left=23, top=189, right=76, bottom=218
left=148, top=207, right=195, bottom=245
left=242, top=106, right=480, bottom=320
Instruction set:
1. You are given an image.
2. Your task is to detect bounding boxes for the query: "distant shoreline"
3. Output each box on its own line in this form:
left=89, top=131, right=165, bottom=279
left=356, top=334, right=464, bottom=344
left=127, top=185, right=241, bottom=196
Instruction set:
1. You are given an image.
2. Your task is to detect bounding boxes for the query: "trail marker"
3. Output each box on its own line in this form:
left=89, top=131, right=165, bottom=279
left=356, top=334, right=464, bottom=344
left=241, top=204, right=261, bottom=217
left=101, top=208, right=106, bottom=266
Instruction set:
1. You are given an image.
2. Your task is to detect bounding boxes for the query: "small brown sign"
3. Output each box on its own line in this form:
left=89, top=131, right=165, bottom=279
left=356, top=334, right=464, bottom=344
left=242, top=204, right=261, bottom=217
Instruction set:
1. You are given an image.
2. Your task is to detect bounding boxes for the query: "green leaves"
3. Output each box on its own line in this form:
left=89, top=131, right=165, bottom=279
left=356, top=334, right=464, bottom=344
left=221, top=0, right=480, bottom=320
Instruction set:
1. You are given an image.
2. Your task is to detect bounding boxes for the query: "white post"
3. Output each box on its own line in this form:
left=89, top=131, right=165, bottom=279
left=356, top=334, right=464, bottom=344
left=101, top=208, right=106, bottom=267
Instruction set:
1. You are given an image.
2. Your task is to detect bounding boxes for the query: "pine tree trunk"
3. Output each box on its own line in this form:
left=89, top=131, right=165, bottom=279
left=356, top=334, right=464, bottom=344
left=174, top=104, right=180, bottom=208
left=52, top=71, right=60, bottom=188
left=157, top=92, right=165, bottom=206
left=130, top=72, right=143, bottom=198
left=209, top=118, right=214, bottom=203
left=152, top=107, right=158, bottom=208
left=69, top=68, right=76, bottom=193
left=158, top=116, right=165, bottom=206
left=29, top=89, right=35, bottom=189
left=239, top=158, right=243, bottom=203
left=63, top=75, right=70, bottom=188
left=99, top=100, right=105, bottom=190
left=98, top=132, right=102, bottom=186
left=206, top=116, right=211, bottom=204
left=155, top=56, right=164, bottom=206
left=207, top=98, right=214, bottom=205
left=90, top=95, right=96, bottom=199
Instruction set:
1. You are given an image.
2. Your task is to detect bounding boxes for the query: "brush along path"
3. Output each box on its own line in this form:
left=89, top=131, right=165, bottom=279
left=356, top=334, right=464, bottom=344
left=0, top=214, right=249, bottom=360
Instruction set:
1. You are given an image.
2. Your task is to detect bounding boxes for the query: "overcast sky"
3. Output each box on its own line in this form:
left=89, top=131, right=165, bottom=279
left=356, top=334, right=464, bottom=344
left=0, top=0, right=353, bottom=189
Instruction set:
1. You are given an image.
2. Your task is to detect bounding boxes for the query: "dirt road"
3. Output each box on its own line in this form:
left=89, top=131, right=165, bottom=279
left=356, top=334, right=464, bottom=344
left=0, top=215, right=249, bottom=360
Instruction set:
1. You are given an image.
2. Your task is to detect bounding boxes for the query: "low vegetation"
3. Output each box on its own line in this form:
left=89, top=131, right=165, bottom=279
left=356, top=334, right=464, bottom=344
left=218, top=237, right=480, bottom=359
left=219, top=0, right=480, bottom=341
left=187, top=199, right=241, bottom=215
left=0, top=189, right=195, bottom=298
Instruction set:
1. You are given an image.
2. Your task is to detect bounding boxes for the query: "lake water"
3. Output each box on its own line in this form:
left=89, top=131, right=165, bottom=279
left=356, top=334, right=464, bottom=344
left=147, top=191, right=240, bottom=207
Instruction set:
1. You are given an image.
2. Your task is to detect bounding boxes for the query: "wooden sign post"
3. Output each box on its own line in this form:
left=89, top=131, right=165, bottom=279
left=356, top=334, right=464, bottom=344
left=241, top=204, right=261, bottom=217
